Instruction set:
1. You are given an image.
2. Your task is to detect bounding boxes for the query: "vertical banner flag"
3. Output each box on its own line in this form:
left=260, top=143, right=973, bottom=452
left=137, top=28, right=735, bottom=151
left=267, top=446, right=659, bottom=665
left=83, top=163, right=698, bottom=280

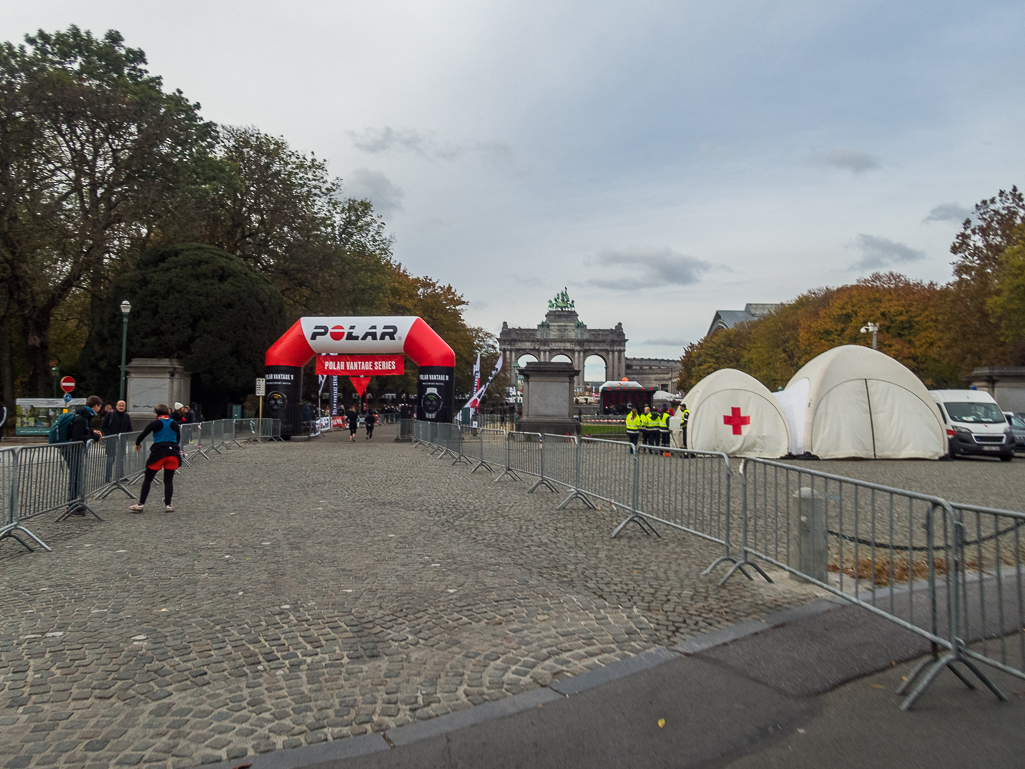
left=470, top=353, right=481, bottom=416
left=461, top=355, right=503, bottom=413
left=318, top=374, right=327, bottom=416
left=331, top=374, right=339, bottom=415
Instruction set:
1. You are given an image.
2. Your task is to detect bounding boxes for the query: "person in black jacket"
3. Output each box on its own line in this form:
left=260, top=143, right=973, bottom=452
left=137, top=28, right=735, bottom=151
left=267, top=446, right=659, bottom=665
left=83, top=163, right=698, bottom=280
left=346, top=407, right=359, bottom=443
left=100, top=400, right=133, bottom=482
left=129, top=403, right=182, bottom=513
left=63, top=395, right=103, bottom=516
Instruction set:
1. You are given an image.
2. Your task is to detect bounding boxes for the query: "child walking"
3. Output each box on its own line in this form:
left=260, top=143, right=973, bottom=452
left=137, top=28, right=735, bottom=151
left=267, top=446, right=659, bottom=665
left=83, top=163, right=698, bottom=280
left=129, top=403, right=182, bottom=513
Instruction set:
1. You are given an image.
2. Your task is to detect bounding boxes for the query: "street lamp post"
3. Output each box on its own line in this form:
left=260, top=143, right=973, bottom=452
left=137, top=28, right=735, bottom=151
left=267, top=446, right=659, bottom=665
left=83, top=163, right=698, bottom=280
left=51, top=365, right=60, bottom=398
left=119, top=300, right=131, bottom=401
left=860, top=322, right=879, bottom=351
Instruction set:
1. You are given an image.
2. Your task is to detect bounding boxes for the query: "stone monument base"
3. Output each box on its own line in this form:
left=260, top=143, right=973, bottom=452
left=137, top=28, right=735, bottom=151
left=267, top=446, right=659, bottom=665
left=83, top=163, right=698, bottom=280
left=519, top=361, right=580, bottom=437
left=126, top=358, right=191, bottom=423
left=519, top=417, right=580, bottom=437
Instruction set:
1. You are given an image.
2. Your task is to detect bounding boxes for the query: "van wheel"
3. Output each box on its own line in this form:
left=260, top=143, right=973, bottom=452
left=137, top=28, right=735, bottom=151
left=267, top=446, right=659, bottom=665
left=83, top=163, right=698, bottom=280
left=999, top=453, right=1013, bottom=462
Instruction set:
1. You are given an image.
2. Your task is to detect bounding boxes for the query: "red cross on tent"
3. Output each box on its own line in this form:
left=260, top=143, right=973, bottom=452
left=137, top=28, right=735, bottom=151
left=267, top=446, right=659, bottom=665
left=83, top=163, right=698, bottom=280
left=723, top=407, right=751, bottom=435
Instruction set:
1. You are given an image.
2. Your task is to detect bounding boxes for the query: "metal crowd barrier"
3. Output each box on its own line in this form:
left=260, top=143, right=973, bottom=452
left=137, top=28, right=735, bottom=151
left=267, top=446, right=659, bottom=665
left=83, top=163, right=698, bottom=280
left=396, top=418, right=415, bottom=442
left=948, top=502, right=1025, bottom=697
left=0, top=418, right=281, bottom=554
left=507, top=432, right=544, bottom=486
left=408, top=420, right=1025, bottom=710
left=721, top=458, right=1020, bottom=709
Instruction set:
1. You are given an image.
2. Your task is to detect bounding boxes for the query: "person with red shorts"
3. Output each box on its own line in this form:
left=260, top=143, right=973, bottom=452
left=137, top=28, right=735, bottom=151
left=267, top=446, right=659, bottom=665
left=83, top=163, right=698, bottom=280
left=129, top=403, right=182, bottom=513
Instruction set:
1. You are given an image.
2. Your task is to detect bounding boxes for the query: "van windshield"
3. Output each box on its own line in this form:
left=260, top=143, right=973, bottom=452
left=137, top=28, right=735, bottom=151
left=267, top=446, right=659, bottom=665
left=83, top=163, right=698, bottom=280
left=944, top=402, right=1005, bottom=424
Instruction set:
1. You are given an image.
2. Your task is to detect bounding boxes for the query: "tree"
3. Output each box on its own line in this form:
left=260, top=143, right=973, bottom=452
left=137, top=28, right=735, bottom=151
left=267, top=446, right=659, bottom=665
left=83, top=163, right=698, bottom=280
left=0, top=26, right=215, bottom=395
left=941, top=187, right=1025, bottom=371
left=987, top=227, right=1025, bottom=348
left=79, top=244, right=286, bottom=412
left=677, top=325, right=750, bottom=392
left=798, top=274, right=955, bottom=387
left=677, top=274, right=956, bottom=393
left=162, top=126, right=397, bottom=318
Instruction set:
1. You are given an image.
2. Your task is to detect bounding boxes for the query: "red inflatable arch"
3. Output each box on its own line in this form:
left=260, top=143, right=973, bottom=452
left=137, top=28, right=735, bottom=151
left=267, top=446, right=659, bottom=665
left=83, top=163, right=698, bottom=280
left=265, top=316, right=455, bottom=434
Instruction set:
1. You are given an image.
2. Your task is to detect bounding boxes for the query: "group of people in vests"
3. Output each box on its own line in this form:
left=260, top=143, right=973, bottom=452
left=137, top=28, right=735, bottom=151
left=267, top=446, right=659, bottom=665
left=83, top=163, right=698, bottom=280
left=624, top=403, right=689, bottom=453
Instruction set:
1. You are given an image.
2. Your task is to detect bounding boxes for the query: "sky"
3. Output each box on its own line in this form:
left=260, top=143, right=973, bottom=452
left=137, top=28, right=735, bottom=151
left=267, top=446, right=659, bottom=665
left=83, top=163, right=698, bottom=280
left=7, top=0, right=1025, bottom=378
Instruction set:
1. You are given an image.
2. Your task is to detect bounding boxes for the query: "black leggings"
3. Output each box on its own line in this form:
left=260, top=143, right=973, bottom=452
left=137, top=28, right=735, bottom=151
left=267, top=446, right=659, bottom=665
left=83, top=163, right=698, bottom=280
left=139, top=467, right=175, bottom=505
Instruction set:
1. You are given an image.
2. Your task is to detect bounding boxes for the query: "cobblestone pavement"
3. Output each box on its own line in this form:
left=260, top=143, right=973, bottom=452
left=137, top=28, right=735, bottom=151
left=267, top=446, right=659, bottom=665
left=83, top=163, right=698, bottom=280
left=0, top=427, right=821, bottom=768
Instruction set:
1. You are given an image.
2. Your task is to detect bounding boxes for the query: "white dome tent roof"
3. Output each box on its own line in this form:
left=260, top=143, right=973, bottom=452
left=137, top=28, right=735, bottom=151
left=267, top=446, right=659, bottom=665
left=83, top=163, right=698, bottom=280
left=776, top=345, right=945, bottom=459
left=681, top=369, right=791, bottom=457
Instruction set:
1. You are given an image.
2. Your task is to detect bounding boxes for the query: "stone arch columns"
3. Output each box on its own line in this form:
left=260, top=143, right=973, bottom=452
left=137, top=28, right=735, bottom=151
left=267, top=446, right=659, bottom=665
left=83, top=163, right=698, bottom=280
left=499, top=307, right=627, bottom=389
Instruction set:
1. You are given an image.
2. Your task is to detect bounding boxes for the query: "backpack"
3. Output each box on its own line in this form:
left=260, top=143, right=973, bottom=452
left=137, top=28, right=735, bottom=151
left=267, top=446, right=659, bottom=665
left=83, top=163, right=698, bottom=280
left=48, top=412, right=77, bottom=444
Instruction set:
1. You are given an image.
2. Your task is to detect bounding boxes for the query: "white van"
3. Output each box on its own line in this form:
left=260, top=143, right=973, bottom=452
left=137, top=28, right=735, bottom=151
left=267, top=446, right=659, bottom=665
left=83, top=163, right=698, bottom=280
left=930, top=390, right=1014, bottom=461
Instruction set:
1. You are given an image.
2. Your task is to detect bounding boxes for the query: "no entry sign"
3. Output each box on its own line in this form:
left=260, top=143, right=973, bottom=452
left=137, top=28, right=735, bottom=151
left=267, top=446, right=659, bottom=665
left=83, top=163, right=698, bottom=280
left=316, top=355, right=404, bottom=376
left=60, top=376, right=75, bottom=393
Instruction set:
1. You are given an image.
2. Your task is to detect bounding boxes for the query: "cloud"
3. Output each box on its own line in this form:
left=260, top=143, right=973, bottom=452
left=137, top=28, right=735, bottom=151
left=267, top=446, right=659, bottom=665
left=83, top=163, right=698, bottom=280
left=586, top=246, right=715, bottom=290
left=846, top=234, right=925, bottom=270
left=815, top=149, right=882, bottom=174
left=924, top=203, right=972, bottom=223
left=349, top=126, right=513, bottom=165
left=642, top=338, right=687, bottom=347
left=344, top=168, right=404, bottom=216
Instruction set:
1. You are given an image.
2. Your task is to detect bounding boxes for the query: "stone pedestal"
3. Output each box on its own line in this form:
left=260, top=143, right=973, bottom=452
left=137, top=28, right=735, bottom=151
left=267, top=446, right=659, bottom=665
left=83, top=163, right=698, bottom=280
left=519, top=362, right=580, bottom=436
left=968, top=367, right=1025, bottom=412
left=126, top=358, right=191, bottom=422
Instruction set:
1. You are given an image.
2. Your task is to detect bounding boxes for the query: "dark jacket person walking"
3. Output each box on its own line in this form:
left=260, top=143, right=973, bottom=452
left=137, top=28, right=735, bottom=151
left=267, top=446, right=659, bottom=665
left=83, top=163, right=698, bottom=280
left=101, top=400, right=133, bottom=482
left=63, top=395, right=103, bottom=516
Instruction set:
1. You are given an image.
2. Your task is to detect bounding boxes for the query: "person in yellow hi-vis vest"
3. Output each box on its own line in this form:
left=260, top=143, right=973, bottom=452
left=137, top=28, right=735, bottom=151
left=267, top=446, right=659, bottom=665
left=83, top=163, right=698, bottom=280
left=625, top=405, right=641, bottom=452
left=679, top=403, right=690, bottom=449
left=658, top=406, right=671, bottom=450
left=641, top=406, right=657, bottom=448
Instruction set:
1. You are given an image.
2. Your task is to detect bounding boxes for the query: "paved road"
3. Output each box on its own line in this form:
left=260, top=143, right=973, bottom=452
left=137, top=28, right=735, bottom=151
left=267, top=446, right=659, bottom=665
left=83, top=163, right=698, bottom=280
left=288, top=598, right=1024, bottom=769
left=0, top=426, right=818, bottom=768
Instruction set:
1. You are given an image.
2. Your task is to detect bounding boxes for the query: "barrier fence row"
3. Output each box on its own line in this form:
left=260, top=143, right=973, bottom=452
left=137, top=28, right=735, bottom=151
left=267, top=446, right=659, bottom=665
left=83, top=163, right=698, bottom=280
left=1, top=418, right=282, bottom=554
left=412, top=420, right=1025, bottom=710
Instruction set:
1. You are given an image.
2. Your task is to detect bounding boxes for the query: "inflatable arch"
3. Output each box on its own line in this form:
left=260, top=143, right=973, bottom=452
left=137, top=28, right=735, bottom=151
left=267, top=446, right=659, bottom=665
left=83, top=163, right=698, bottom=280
left=265, top=316, right=456, bottom=436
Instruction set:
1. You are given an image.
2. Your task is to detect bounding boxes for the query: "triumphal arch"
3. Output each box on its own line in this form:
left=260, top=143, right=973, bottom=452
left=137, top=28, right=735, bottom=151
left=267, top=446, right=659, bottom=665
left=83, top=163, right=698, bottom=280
left=499, top=290, right=627, bottom=389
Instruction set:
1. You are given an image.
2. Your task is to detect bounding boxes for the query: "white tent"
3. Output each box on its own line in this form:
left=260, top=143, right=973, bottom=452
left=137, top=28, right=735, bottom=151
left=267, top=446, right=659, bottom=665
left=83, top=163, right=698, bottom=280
left=774, top=345, right=945, bottom=459
left=679, top=369, right=791, bottom=457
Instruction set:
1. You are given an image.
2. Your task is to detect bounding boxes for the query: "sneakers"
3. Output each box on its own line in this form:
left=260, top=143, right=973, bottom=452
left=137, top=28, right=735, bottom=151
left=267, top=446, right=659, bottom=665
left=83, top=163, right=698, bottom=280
left=129, top=504, right=144, bottom=513
left=164, top=504, right=174, bottom=512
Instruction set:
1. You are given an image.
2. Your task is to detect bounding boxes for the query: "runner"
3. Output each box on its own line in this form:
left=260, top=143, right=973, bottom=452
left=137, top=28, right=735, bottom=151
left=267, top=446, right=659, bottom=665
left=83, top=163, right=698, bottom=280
left=346, top=406, right=359, bottom=443
left=129, top=403, right=182, bottom=513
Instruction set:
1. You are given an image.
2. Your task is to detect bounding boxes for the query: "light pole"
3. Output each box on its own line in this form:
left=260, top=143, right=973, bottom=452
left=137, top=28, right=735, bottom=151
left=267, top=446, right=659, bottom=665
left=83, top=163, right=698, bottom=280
left=119, top=300, right=131, bottom=401
left=51, top=365, right=60, bottom=398
left=860, top=322, right=879, bottom=350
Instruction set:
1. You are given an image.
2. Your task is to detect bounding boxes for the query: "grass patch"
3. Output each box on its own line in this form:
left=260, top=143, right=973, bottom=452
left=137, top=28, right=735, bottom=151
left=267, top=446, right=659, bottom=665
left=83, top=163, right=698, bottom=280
left=580, top=424, right=627, bottom=436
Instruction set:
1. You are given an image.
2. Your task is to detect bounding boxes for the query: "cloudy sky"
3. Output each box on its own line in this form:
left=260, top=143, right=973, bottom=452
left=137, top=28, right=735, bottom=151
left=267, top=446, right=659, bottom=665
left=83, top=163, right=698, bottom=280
left=8, top=1, right=1025, bottom=374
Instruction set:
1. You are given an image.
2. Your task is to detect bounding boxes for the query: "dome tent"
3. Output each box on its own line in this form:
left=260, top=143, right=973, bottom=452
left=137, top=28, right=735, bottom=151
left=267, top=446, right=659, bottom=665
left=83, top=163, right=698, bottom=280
left=774, top=345, right=945, bottom=459
left=681, top=369, right=791, bottom=457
